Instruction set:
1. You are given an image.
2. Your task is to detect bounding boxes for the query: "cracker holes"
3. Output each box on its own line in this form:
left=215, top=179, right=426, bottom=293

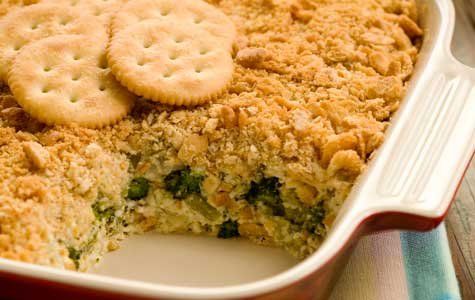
left=60, top=19, right=70, bottom=26
left=72, top=74, right=81, bottom=81
left=195, top=67, right=203, bottom=74
left=137, top=59, right=145, bottom=66
left=31, top=23, right=39, bottom=30
left=43, top=66, right=51, bottom=72
left=160, top=9, right=170, bottom=16
left=194, top=17, right=203, bottom=24
left=174, top=36, right=184, bottom=44
left=99, top=85, right=106, bottom=91
left=169, top=53, right=178, bottom=60
left=199, top=49, right=208, bottom=55
left=98, top=57, right=108, bottom=70
left=13, top=44, right=22, bottom=52
left=143, top=41, right=152, bottom=49
left=163, top=72, right=172, bottom=78
left=41, top=87, right=50, bottom=94
left=70, top=96, right=78, bottom=103
left=73, top=54, right=81, bottom=61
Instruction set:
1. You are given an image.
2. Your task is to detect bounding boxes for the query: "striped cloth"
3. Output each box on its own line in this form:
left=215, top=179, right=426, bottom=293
left=330, top=225, right=461, bottom=300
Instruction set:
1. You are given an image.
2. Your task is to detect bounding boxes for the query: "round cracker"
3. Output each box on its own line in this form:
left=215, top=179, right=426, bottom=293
left=111, top=0, right=236, bottom=51
left=107, top=19, right=234, bottom=106
left=8, top=34, right=135, bottom=128
left=41, top=0, right=128, bottom=22
left=0, top=3, right=107, bottom=81
left=0, top=0, right=39, bottom=18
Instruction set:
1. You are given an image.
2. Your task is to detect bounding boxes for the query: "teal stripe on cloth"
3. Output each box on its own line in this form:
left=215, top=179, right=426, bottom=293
left=400, top=225, right=461, bottom=300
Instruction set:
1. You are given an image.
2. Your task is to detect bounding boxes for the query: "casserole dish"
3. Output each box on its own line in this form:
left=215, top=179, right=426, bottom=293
left=0, top=0, right=474, bottom=299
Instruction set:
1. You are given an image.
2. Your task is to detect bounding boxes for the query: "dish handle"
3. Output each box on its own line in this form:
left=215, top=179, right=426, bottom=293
left=353, top=58, right=475, bottom=232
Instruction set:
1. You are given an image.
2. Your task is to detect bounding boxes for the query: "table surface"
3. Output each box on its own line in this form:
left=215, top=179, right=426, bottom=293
left=448, top=161, right=475, bottom=300
left=447, top=1, right=475, bottom=299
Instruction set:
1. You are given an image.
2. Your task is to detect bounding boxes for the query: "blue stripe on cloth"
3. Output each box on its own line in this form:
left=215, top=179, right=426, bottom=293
left=400, top=225, right=461, bottom=300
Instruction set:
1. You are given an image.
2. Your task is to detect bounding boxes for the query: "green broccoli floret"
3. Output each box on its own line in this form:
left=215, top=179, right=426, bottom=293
left=217, top=220, right=240, bottom=239
left=91, top=202, right=115, bottom=223
left=127, top=177, right=150, bottom=200
left=67, top=247, right=82, bottom=269
left=304, top=203, right=326, bottom=233
left=164, top=167, right=204, bottom=199
left=245, top=177, right=285, bottom=216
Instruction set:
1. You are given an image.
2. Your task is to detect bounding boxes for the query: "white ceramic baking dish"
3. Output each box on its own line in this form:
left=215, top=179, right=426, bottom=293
left=1, top=0, right=474, bottom=299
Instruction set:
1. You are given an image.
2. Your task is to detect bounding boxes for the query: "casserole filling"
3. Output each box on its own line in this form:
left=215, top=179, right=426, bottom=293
left=0, top=0, right=422, bottom=271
